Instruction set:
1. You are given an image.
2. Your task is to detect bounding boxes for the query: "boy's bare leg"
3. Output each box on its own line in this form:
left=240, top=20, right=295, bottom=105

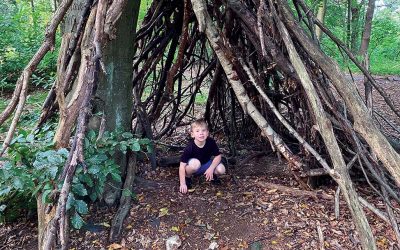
left=186, top=158, right=201, bottom=176
left=214, top=163, right=226, bottom=175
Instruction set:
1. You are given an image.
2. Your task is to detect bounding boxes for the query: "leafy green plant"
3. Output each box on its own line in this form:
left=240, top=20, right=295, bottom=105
left=0, top=128, right=152, bottom=229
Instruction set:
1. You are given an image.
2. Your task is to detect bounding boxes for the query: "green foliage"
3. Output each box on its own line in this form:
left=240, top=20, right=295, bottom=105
left=138, top=0, right=152, bottom=24
left=0, top=0, right=58, bottom=91
left=0, top=128, right=152, bottom=228
left=317, top=2, right=400, bottom=75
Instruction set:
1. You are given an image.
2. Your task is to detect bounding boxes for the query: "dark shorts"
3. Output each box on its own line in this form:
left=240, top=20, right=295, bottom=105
left=193, top=159, right=213, bottom=176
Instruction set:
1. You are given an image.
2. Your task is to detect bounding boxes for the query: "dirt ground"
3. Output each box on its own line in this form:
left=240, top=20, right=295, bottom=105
left=1, top=157, right=398, bottom=249
left=0, top=75, right=399, bottom=249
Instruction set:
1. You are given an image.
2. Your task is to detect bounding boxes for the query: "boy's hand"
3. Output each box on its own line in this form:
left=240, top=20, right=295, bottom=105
left=204, top=168, right=214, bottom=181
left=180, top=184, right=188, bottom=194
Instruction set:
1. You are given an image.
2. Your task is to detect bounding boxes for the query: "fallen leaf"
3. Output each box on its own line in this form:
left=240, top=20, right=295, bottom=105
left=171, top=226, right=180, bottom=232
left=158, top=207, right=169, bottom=217
left=108, top=243, right=122, bottom=249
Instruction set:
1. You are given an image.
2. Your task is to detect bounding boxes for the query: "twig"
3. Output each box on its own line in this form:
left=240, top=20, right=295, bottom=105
left=317, top=221, right=325, bottom=250
left=334, top=186, right=340, bottom=219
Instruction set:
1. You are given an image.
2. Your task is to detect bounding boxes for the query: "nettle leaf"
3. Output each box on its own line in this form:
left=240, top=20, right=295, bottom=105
left=88, top=154, right=108, bottom=165
left=87, top=130, right=96, bottom=141
left=71, top=212, right=84, bottom=229
left=13, top=177, right=24, bottom=190
left=72, top=183, right=88, bottom=196
left=84, top=138, right=90, bottom=148
left=48, top=166, right=59, bottom=179
left=79, top=174, right=94, bottom=187
left=111, top=172, right=122, bottom=182
left=146, top=144, right=154, bottom=154
left=66, top=193, right=75, bottom=210
left=120, top=144, right=127, bottom=153
left=139, top=138, right=151, bottom=145
left=88, top=165, right=100, bottom=175
left=89, top=191, right=97, bottom=202
left=74, top=199, right=89, bottom=214
left=26, top=134, right=35, bottom=143
left=121, top=132, right=133, bottom=139
left=0, top=187, right=12, bottom=197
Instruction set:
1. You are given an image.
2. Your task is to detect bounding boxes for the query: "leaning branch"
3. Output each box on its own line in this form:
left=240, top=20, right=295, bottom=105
left=0, top=0, right=74, bottom=155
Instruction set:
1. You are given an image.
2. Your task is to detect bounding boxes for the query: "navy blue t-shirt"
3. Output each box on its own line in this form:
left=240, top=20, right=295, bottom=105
left=180, top=138, right=220, bottom=164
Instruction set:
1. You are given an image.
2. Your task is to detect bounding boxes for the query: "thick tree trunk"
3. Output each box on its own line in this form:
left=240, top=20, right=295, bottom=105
left=97, top=0, right=140, bottom=206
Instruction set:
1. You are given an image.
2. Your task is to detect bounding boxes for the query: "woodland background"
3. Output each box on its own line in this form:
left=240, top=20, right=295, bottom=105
left=0, top=0, right=399, bottom=249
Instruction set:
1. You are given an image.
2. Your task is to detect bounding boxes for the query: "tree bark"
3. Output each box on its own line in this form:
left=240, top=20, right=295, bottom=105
left=96, top=0, right=140, bottom=206
left=315, top=0, right=326, bottom=40
left=191, top=0, right=304, bottom=180
left=278, top=0, right=400, bottom=187
left=269, top=2, right=376, bottom=248
left=359, top=0, right=375, bottom=114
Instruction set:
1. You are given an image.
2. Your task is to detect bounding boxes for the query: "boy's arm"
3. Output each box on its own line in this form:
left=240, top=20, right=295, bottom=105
left=204, top=154, right=221, bottom=181
left=179, top=162, right=188, bottom=193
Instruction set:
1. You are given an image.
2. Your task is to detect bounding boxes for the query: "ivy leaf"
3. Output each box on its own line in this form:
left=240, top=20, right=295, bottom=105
left=74, top=199, right=89, bottom=214
left=71, top=212, right=85, bottom=229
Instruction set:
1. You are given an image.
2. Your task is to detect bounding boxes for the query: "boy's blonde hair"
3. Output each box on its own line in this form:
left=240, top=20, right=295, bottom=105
left=190, top=118, right=208, bottom=131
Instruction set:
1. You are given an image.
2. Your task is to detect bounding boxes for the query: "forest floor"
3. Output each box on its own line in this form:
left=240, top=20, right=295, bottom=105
left=0, top=74, right=399, bottom=250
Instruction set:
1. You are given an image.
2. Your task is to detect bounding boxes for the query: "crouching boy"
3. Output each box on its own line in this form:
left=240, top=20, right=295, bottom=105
left=179, top=119, right=225, bottom=194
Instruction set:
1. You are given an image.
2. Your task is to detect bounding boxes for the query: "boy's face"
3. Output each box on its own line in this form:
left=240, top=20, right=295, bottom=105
left=191, top=125, right=209, bottom=143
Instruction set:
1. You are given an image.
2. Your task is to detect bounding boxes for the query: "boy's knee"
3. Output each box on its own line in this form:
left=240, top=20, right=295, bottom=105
left=214, top=163, right=226, bottom=175
left=186, top=159, right=201, bottom=174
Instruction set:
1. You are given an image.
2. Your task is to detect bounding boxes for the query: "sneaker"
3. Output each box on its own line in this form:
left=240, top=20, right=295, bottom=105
left=185, top=177, right=193, bottom=189
left=211, top=176, right=222, bottom=185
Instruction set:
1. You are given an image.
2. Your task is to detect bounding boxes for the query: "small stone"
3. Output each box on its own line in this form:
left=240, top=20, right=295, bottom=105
left=166, top=235, right=181, bottom=250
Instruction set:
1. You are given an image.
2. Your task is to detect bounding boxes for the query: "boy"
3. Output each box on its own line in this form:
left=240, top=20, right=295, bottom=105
left=179, top=119, right=225, bottom=194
